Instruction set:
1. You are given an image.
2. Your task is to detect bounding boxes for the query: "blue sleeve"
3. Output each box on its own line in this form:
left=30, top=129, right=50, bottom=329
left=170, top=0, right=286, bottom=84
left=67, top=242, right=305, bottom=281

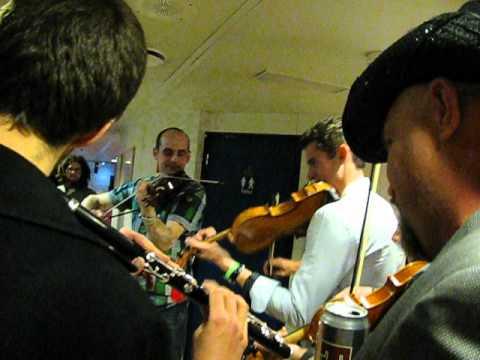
left=108, top=179, right=138, bottom=207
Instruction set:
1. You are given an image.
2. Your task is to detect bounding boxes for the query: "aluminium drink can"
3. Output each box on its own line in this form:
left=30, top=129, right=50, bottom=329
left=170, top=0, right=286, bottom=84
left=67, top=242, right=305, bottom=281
left=315, top=301, right=369, bottom=360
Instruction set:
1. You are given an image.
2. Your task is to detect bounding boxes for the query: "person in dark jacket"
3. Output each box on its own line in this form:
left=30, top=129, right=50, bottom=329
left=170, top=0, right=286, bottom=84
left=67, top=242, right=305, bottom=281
left=0, top=0, right=248, bottom=359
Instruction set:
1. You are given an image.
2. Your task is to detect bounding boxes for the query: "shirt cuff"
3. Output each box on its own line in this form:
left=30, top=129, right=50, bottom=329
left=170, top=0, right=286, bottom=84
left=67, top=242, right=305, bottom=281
left=249, top=275, right=281, bottom=313
left=166, top=214, right=192, bottom=232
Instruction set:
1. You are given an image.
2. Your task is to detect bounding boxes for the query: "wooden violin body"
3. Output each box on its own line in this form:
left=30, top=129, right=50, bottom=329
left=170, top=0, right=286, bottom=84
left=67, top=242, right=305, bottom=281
left=231, top=181, right=336, bottom=254
left=176, top=181, right=336, bottom=268
left=351, top=260, right=429, bottom=329
left=284, top=260, right=429, bottom=344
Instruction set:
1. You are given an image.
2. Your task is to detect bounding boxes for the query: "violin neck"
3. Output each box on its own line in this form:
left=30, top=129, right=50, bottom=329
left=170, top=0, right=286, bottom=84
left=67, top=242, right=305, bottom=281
left=283, top=326, right=308, bottom=344
left=176, top=228, right=231, bottom=269
left=206, top=228, right=231, bottom=243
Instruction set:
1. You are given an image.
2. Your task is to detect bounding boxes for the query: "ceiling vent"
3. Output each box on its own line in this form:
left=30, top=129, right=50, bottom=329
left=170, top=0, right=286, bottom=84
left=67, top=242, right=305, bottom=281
left=255, top=70, right=348, bottom=94
left=147, top=48, right=166, bottom=67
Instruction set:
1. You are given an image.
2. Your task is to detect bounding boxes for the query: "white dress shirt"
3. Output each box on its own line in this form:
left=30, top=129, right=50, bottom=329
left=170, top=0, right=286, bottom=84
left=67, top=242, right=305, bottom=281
left=249, top=177, right=404, bottom=328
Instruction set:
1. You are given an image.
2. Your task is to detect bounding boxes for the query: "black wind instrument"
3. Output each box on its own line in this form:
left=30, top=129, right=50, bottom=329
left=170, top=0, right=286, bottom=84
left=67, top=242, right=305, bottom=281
left=66, top=198, right=292, bottom=359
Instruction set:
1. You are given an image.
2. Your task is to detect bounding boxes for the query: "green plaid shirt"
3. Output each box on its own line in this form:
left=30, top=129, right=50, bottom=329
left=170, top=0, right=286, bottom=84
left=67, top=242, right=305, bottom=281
left=108, top=171, right=206, bottom=305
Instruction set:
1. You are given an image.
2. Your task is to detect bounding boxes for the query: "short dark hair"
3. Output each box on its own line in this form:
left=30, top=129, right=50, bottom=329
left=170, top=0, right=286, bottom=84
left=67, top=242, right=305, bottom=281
left=154, top=127, right=190, bottom=151
left=300, top=116, right=365, bottom=168
left=0, top=0, right=146, bottom=146
left=57, top=155, right=91, bottom=188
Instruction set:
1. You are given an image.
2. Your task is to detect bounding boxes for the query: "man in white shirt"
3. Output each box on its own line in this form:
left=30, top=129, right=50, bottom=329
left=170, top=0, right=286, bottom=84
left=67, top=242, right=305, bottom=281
left=187, top=116, right=404, bottom=329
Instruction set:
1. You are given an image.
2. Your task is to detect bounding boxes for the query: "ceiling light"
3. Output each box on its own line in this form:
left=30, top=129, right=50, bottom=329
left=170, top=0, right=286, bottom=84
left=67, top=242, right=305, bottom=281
left=147, top=48, right=166, bottom=67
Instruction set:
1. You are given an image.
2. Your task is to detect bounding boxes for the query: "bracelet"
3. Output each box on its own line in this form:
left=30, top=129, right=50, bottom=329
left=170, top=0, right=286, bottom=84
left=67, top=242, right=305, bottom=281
left=224, top=261, right=241, bottom=281
left=241, top=272, right=260, bottom=302
left=141, top=215, right=156, bottom=226
left=230, top=264, right=245, bottom=283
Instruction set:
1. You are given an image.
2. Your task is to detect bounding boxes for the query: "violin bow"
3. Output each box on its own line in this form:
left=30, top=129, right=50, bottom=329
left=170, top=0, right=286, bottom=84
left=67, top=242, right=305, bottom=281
left=176, top=228, right=231, bottom=269
left=349, top=163, right=382, bottom=294
left=101, top=175, right=221, bottom=218
left=267, top=192, right=281, bottom=276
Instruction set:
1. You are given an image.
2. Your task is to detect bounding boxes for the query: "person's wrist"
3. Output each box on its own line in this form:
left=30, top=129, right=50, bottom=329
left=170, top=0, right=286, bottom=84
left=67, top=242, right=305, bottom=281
left=223, top=261, right=241, bottom=282
left=140, top=206, right=155, bottom=217
left=141, top=211, right=157, bottom=226
left=218, top=256, right=235, bottom=272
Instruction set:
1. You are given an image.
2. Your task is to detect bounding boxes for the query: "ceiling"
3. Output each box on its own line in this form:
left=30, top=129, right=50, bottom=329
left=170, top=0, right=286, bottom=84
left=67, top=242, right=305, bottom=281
left=0, top=0, right=467, bottom=160
left=130, top=0, right=466, bottom=114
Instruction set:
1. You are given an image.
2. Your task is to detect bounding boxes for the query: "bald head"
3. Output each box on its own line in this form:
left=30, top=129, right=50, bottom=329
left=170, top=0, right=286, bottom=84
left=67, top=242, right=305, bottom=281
left=153, top=127, right=191, bottom=175
left=155, top=127, right=190, bottom=151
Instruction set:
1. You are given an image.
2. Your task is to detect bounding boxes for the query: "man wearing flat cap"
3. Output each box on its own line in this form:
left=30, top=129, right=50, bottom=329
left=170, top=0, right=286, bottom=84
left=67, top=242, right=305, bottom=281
left=342, top=1, right=480, bottom=358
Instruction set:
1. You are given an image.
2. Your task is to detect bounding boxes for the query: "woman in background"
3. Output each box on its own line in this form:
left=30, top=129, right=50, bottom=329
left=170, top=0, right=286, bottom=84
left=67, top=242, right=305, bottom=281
left=56, top=155, right=96, bottom=202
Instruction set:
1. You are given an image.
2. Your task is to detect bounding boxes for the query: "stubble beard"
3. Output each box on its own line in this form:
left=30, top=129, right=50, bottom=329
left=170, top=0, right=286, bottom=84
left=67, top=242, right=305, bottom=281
left=399, top=217, right=428, bottom=261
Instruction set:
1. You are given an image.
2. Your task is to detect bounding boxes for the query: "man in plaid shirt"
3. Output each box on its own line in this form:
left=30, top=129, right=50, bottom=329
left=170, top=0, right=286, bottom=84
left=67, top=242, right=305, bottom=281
left=83, top=127, right=206, bottom=360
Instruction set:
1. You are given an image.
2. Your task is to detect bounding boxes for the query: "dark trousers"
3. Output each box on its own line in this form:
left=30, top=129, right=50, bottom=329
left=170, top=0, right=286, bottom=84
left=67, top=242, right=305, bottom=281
left=156, top=301, right=189, bottom=360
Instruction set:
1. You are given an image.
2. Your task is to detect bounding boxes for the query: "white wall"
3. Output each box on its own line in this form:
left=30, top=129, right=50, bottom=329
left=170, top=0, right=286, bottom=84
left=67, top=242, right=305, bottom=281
left=116, top=105, right=391, bottom=199
left=114, top=72, right=203, bottom=180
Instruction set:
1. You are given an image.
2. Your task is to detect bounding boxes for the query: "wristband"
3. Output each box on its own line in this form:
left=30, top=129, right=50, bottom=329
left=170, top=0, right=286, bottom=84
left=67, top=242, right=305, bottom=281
left=224, top=261, right=241, bottom=281
left=230, top=264, right=245, bottom=283
left=141, top=215, right=156, bottom=226
left=241, top=272, right=260, bottom=302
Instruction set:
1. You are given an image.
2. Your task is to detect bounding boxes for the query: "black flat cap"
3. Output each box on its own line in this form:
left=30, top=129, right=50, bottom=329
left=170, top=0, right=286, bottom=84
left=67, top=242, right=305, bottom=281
left=342, top=2, right=480, bottom=163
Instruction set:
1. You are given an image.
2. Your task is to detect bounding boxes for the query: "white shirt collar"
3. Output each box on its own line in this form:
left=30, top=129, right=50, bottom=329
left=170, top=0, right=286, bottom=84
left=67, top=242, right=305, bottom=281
left=341, top=176, right=369, bottom=198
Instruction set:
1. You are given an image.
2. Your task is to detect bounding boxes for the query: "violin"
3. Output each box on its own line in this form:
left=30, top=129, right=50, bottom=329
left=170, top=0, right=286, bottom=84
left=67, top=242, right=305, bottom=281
left=105, top=175, right=220, bottom=218
left=143, top=175, right=190, bottom=208
left=230, top=181, right=337, bottom=254
left=177, top=181, right=338, bottom=269
left=284, top=260, right=429, bottom=344
left=176, top=181, right=337, bottom=268
left=145, top=175, right=221, bottom=205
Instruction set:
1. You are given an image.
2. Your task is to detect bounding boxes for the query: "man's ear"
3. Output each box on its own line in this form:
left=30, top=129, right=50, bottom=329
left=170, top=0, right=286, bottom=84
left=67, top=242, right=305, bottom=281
left=72, top=119, right=115, bottom=147
left=429, top=78, right=461, bottom=141
left=337, top=144, right=349, bottom=162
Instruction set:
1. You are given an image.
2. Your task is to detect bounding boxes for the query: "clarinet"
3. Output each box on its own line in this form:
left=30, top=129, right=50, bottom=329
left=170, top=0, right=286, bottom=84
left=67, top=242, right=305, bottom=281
left=67, top=198, right=292, bottom=359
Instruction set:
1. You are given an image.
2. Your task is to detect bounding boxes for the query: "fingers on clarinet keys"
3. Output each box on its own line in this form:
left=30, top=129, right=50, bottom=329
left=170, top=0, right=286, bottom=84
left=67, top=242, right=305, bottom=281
left=130, top=257, right=145, bottom=275
left=194, top=281, right=249, bottom=360
left=80, top=194, right=96, bottom=210
left=92, top=209, right=106, bottom=218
